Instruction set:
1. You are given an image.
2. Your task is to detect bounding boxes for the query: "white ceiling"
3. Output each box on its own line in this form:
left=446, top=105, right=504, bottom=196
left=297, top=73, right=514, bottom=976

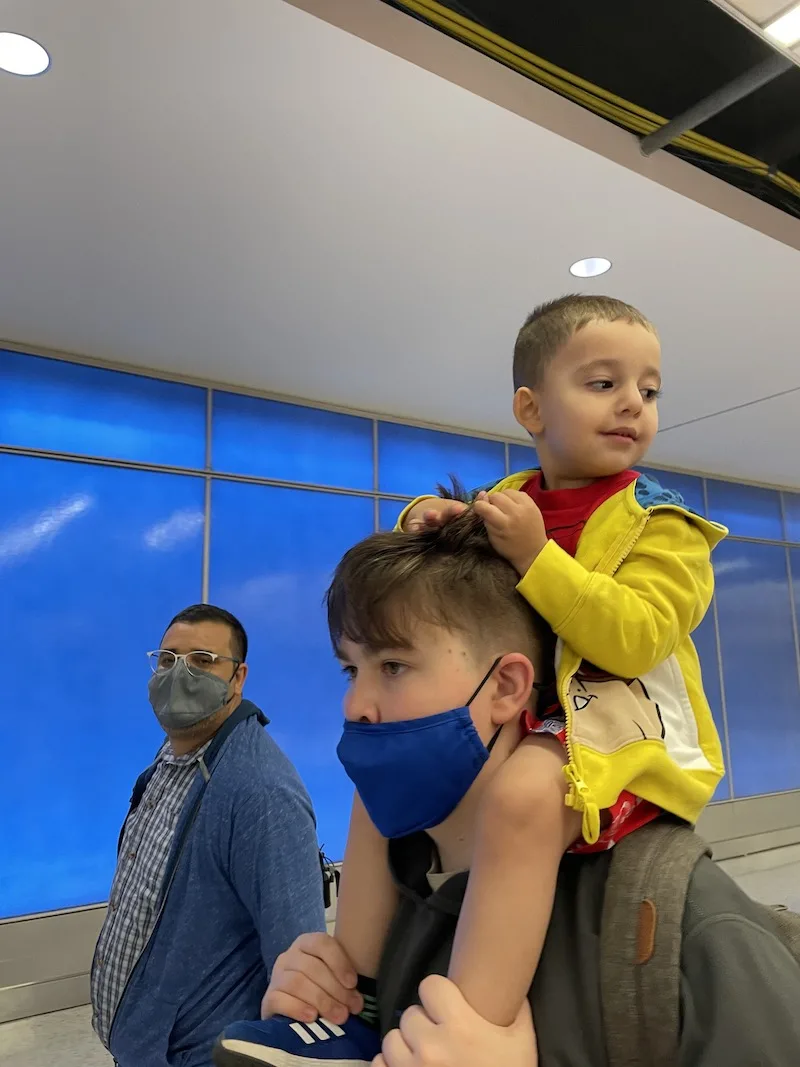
left=1, top=0, right=799, bottom=487
left=712, top=1, right=800, bottom=62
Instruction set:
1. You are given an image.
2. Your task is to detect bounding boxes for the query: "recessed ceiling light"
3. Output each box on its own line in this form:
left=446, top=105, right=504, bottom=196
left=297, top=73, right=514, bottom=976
left=569, top=257, right=612, bottom=279
left=0, top=32, right=50, bottom=77
left=765, top=3, right=800, bottom=48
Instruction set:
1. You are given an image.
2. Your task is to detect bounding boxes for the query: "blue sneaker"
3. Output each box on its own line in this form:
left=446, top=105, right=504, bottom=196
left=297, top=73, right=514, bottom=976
left=213, top=1013, right=381, bottom=1066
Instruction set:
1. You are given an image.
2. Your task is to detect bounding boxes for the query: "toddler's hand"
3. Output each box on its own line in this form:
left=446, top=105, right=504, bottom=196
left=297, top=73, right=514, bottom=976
left=472, top=490, right=548, bottom=576
left=404, top=497, right=468, bottom=533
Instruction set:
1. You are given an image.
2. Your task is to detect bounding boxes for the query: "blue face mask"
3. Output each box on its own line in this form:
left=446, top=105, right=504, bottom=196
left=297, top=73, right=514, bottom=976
left=336, top=659, right=503, bottom=839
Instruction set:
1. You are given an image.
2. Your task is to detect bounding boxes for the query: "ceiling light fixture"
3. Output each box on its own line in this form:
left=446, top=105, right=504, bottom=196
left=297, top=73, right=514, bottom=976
left=0, top=32, right=50, bottom=76
left=765, top=4, right=800, bottom=48
left=569, top=257, right=612, bottom=279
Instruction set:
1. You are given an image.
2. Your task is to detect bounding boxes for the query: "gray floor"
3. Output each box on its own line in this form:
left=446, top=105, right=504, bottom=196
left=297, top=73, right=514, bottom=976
left=1, top=850, right=798, bottom=1067
left=0, top=1004, right=112, bottom=1067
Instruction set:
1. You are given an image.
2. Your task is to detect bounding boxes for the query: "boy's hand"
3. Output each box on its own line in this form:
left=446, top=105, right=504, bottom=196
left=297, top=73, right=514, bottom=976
left=260, top=932, right=363, bottom=1025
left=404, top=498, right=468, bottom=533
left=472, top=490, right=548, bottom=576
left=374, top=975, right=538, bottom=1067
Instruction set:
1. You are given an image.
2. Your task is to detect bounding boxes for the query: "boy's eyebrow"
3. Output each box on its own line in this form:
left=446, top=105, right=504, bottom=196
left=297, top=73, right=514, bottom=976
left=333, top=641, right=419, bottom=661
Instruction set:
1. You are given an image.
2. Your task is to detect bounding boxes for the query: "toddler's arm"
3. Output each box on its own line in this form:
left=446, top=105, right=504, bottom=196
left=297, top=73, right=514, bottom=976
left=517, top=510, right=717, bottom=678
left=448, top=735, right=581, bottom=1027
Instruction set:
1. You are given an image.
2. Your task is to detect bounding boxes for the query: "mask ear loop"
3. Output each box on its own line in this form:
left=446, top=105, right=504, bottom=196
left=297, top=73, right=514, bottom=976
left=465, top=656, right=503, bottom=707
left=468, top=660, right=550, bottom=755
left=465, top=656, right=506, bottom=754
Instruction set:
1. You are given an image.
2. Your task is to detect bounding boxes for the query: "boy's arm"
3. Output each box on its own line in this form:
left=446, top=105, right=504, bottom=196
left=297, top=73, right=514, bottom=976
left=517, top=510, right=714, bottom=678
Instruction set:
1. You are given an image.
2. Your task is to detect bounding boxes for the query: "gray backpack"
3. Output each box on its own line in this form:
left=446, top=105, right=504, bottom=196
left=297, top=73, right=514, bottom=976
left=601, top=819, right=800, bottom=1067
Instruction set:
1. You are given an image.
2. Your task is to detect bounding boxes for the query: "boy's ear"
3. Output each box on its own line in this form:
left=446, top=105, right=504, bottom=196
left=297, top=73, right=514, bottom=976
left=513, top=387, right=544, bottom=436
left=490, top=653, right=535, bottom=725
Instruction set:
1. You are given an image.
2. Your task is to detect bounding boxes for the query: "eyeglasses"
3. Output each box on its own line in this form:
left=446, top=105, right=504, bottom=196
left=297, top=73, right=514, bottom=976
left=147, top=650, right=241, bottom=676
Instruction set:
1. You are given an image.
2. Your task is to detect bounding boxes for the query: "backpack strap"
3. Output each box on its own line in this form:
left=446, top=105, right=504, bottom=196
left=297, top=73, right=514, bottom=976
left=600, top=819, right=710, bottom=1067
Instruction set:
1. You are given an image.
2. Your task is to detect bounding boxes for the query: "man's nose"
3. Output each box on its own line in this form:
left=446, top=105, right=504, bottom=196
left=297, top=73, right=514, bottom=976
left=344, top=684, right=380, bottom=724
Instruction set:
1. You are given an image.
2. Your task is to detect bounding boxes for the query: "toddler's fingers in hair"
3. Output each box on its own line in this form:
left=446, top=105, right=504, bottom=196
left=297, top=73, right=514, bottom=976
left=423, top=502, right=466, bottom=527
left=482, top=490, right=518, bottom=513
left=422, top=509, right=448, bottom=528
left=472, top=497, right=506, bottom=529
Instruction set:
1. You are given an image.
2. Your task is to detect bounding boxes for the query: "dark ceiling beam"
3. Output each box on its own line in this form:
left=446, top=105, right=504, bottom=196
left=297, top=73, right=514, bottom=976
left=750, top=123, right=800, bottom=170
left=640, top=52, right=793, bottom=156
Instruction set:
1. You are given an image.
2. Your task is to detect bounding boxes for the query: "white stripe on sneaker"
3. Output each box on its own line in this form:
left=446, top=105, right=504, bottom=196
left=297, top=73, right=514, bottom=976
left=289, top=1022, right=315, bottom=1045
left=306, top=1022, right=330, bottom=1041
left=219, top=1038, right=371, bottom=1066
left=319, top=1018, right=346, bottom=1037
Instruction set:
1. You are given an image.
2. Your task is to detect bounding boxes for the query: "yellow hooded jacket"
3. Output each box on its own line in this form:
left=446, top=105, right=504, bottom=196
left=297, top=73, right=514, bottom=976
left=398, top=469, right=728, bottom=843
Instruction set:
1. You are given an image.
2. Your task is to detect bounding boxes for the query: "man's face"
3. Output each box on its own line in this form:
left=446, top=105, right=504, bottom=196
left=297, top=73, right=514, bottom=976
left=337, top=622, right=517, bottom=746
left=158, top=619, right=247, bottom=703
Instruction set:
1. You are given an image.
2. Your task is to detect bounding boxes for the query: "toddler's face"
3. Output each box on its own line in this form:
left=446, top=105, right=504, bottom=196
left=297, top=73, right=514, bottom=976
left=515, top=319, right=661, bottom=483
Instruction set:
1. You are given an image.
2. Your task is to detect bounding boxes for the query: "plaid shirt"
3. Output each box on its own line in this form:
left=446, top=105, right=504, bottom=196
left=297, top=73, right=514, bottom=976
left=91, top=739, right=211, bottom=1048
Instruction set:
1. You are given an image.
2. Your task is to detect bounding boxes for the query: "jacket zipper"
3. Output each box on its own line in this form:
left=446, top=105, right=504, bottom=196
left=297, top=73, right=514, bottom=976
left=560, top=510, right=651, bottom=840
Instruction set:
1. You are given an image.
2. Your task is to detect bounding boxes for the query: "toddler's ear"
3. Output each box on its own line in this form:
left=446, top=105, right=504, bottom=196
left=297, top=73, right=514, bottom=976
left=513, top=387, right=543, bottom=437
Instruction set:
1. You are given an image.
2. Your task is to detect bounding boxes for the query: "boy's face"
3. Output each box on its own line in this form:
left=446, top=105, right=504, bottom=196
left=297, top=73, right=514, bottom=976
left=514, top=319, right=661, bottom=483
left=336, top=622, right=529, bottom=743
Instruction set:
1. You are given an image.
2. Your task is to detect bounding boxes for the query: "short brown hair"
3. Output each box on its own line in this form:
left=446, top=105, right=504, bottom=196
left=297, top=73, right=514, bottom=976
left=326, top=507, right=546, bottom=671
left=512, top=294, right=656, bottom=391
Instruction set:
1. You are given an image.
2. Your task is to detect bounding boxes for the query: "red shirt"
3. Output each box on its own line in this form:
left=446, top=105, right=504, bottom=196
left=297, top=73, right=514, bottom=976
left=521, top=469, right=638, bottom=558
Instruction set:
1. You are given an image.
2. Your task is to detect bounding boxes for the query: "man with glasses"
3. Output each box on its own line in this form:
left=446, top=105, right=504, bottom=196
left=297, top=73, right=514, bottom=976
left=91, top=603, right=325, bottom=1067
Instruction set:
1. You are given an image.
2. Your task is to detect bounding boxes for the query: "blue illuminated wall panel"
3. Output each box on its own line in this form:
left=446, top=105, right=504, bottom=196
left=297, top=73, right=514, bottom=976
left=379, top=499, right=407, bottom=532
left=212, top=391, right=374, bottom=490
left=0, top=453, right=204, bottom=918
left=706, top=479, right=783, bottom=541
left=378, top=422, right=505, bottom=498
left=208, top=482, right=373, bottom=859
left=714, top=540, right=800, bottom=797
left=0, top=349, right=207, bottom=468
left=3, top=346, right=800, bottom=923
left=508, top=442, right=537, bottom=475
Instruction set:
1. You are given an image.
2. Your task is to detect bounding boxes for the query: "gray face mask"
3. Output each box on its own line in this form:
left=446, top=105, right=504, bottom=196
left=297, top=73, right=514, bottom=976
left=148, top=659, right=232, bottom=732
